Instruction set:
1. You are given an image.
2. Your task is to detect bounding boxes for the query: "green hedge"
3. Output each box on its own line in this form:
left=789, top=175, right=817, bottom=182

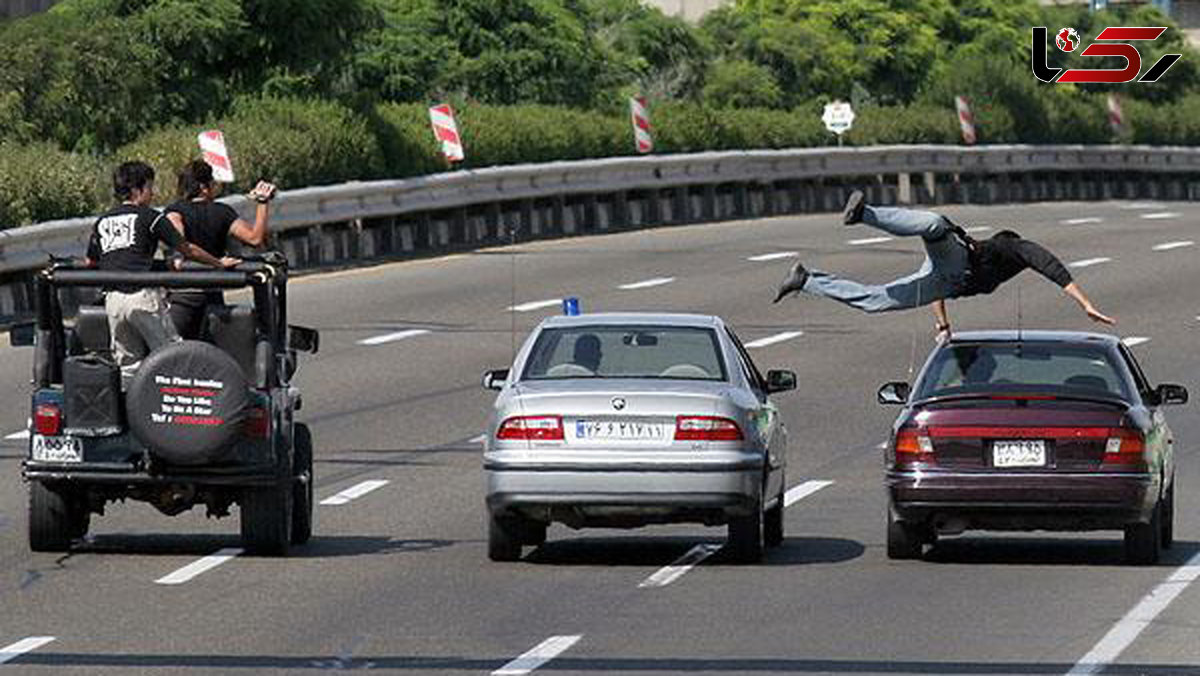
left=0, top=141, right=106, bottom=226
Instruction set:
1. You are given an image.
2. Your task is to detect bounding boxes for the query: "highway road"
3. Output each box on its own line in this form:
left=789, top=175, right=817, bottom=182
left=1, top=200, right=1198, bottom=675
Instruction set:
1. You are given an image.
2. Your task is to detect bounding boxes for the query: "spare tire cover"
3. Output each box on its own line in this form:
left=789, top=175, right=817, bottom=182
left=126, top=340, right=251, bottom=466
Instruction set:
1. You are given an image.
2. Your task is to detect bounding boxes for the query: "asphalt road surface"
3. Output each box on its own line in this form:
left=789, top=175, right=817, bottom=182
left=1, top=200, right=1199, bottom=675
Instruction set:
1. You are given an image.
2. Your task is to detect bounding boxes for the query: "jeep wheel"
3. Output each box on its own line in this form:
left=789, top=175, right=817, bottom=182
left=241, top=485, right=292, bottom=556
left=29, top=482, right=86, bottom=552
left=290, top=423, right=314, bottom=545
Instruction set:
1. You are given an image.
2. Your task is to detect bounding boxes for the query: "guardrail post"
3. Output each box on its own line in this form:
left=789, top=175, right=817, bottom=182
left=897, top=173, right=912, bottom=205
left=553, top=195, right=568, bottom=235
left=612, top=190, right=629, bottom=229
left=349, top=218, right=364, bottom=259
left=702, top=185, right=717, bottom=221
left=306, top=224, right=324, bottom=267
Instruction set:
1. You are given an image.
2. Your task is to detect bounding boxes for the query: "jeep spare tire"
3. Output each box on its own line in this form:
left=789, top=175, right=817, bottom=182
left=127, top=340, right=251, bottom=465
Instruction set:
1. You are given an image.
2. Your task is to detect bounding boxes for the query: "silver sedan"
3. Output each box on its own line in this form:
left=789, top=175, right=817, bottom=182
left=481, top=313, right=795, bottom=563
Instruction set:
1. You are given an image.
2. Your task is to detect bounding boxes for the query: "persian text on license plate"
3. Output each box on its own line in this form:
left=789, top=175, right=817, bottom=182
left=574, top=420, right=666, bottom=441
left=992, top=440, right=1046, bottom=468
left=31, top=434, right=83, bottom=463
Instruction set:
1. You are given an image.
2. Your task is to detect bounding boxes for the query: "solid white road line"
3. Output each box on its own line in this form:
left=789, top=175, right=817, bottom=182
left=1122, top=337, right=1151, bottom=347
left=848, top=236, right=894, bottom=246
left=320, top=479, right=390, bottom=506
left=744, top=331, right=804, bottom=349
left=1153, top=240, right=1194, bottom=251
left=1141, top=212, right=1181, bottom=220
left=784, top=479, right=835, bottom=508
left=638, top=544, right=722, bottom=589
left=1069, top=257, right=1112, bottom=268
left=1066, top=551, right=1200, bottom=675
left=618, top=277, right=675, bottom=290
left=747, top=252, right=798, bottom=262
left=1062, top=218, right=1104, bottom=225
left=4, top=430, right=29, bottom=440
left=964, top=226, right=992, bottom=234
left=493, top=635, right=582, bottom=676
left=0, top=637, right=55, bottom=665
left=507, top=299, right=562, bottom=313
left=357, top=329, right=430, bottom=346
left=155, top=548, right=243, bottom=585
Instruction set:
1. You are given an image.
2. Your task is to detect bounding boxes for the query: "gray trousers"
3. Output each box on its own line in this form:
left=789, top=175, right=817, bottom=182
left=802, top=206, right=970, bottom=313
left=105, top=289, right=181, bottom=381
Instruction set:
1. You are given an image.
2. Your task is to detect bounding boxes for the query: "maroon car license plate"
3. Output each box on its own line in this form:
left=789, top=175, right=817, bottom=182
left=992, top=440, right=1047, bottom=468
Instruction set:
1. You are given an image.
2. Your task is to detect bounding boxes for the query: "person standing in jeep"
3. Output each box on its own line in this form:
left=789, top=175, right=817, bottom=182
left=165, top=160, right=277, bottom=338
left=773, top=190, right=1116, bottom=339
left=83, top=161, right=239, bottom=379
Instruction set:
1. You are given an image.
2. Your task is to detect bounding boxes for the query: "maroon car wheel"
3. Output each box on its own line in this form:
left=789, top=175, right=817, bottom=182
left=887, top=513, right=924, bottom=560
left=1124, top=501, right=1162, bottom=566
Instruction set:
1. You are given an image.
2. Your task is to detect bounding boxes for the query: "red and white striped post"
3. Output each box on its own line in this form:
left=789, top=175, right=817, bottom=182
left=429, top=104, right=465, bottom=164
left=197, top=130, right=235, bottom=182
left=630, top=96, right=654, bottom=154
left=1107, top=93, right=1124, bottom=136
left=955, top=96, right=976, bottom=145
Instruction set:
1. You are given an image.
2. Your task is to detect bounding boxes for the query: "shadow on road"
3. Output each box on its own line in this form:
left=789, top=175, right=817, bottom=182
left=71, top=533, right=457, bottom=559
left=524, top=535, right=864, bottom=567
left=924, top=537, right=1200, bottom=567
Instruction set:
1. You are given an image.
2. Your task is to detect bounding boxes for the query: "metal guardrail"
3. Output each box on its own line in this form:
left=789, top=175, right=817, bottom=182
left=2, top=143, right=1199, bottom=275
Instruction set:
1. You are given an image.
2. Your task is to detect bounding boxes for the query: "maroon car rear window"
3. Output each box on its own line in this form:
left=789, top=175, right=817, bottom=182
left=916, top=343, right=1131, bottom=400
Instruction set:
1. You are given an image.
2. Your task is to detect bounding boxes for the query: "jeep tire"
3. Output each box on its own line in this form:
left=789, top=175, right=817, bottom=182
left=29, top=482, right=88, bottom=552
left=290, top=423, right=314, bottom=545
left=241, top=484, right=292, bottom=556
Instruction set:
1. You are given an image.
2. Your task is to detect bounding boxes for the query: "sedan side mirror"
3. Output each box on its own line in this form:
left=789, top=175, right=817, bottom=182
left=482, top=369, right=510, bottom=391
left=878, top=381, right=911, bottom=405
left=765, top=369, right=796, bottom=394
left=1154, top=383, right=1188, bottom=406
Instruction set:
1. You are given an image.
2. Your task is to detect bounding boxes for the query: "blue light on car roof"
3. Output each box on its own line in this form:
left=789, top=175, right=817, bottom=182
left=562, top=297, right=581, bottom=316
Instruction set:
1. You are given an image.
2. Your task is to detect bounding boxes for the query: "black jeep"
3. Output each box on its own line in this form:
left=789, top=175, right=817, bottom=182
left=15, top=254, right=319, bottom=556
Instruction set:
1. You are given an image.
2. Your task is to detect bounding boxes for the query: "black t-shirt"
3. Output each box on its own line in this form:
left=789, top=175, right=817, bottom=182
left=958, top=231, right=1074, bottom=297
left=87, top=205, right=184, bottom=290
left=165, top=200, right=239, bottom=258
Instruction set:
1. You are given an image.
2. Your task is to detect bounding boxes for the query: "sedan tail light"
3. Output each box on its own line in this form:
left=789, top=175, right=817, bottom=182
left=497, top=416, right=564, bottom=441
left=894, top=427, right=934, bottom=466
left=34, top=403, right=62, bottom=437
left=674, top=416, right=743, bottom=442
left=1103, top=428, right=1147, bottom=467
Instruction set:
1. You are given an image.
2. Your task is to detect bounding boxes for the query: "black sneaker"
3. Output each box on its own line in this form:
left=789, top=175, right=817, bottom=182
left=842, top=189, right=865, bottom=225
left=773, top=261, right=808, bottom=304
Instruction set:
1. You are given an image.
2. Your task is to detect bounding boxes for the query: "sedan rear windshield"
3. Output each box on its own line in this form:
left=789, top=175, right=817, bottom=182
left=522, top=326, right=727, bottom=381
left=915, top=343, right=1131, bottom=400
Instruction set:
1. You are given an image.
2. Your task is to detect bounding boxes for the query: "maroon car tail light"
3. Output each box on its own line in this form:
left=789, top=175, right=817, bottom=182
left=34, top=403, right=62, bottom=437
left=894, top=427, right=934, bottom=466
left=1103, top=428, right=1147, bottom=467
left=675, top=416, right=743, bottom=442
left=497, top=415, right=565, bottom=441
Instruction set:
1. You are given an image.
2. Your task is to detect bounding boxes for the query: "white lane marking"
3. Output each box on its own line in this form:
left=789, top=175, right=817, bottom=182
left=618, top=277, right=675, bottom=290
left=155, top=548, right=243, bottom=585
left=320, top=479, right=390, bottom=506
left=964, top=226, right=992, bottom=233
left=1066, top=551, right=1200, bottom=675
left=4, top=430, right=29, bottom=440
left=1153, top=240, right=1194, bottom=251
left=1122, top=202, right=1164, bottom=210
left=784, top=479, right=835, bottom=508
left=638, top=544, right=722, bottom=589
left=848, top=236, right=894, bottom=246
left=877, top=441, right=889, bottom=450
left=1141, top=212, right=1181, bottom=220
left=1122, top=336, right=1151, bottom=347
left=0, top=637, right=55, bottom=665
left=1062, top=217, right=1103, bottom=225
left=493, top=635, right=582, bottom=676
left=356, top=329, right=430, bottom=346
left=507, top=299, right=562, bottom=313
left=747, top=252, right=798, bottom=262
left=744, top=331, right=804, bottom=349
left=1069, top=257, right=1112, bottom=268
left=470, top=434, right=487, bottom=444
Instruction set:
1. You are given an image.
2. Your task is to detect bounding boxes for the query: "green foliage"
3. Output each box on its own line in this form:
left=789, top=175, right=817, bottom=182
left=653, top=102, right=827, bottom=152
left=703, top=59, right=783, bottom=109
left=844, top=104, right=960, bottom=146
left=0, top=141, right=106, bottom=226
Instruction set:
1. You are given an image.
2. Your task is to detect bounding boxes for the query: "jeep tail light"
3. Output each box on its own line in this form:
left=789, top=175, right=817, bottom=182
left=34, top=403, right=61, bottom=437
left=244, top=406, right=270, bottom=439
left=675, top=416, right=743, bottom=442
left=1103, top=427, right=1147, bottom=467
left=894, top=427, right=934, bottom=466
left=497, top=416, right=564, bottom=441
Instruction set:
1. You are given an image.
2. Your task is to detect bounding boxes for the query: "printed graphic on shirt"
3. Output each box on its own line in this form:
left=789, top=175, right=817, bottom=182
left=97, top=214, right=138, bottom=254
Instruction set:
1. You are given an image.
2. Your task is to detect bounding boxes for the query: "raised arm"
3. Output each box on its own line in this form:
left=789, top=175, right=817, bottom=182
left=1063, top=282, right=1116, bottom=325
left=228, top=181, right=276, bottom=247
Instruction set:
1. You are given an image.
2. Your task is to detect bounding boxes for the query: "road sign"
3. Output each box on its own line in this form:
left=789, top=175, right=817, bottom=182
left=429, top=104, right=465, bottom=163
left=630, top=97, right=654, bottom=154
left=956, top=96, right=976, bottom=145
left=821, top=101, right=855, bottom=136
left=198, top=130, right=234, bottom=183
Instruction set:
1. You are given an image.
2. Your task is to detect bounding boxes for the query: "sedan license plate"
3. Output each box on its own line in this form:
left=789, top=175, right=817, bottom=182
left=574, top=420, right=666, bottom=441
left=992, top=440, right=1046, bottom=468
left=31, top=435, right=83, bottom=463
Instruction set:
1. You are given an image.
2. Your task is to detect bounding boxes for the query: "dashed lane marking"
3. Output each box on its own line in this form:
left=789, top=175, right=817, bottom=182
left=784, top=479, right=836, bottom=508
left=1122, top=337, right=1151, bottom=347
left=747, top=252, right=798, bottom=262
left=1141, top=212, right=1181, bottom=220
left=155, top=548, right=243, bottom=585
left=618, top=277, right=675, bottom=290
left=507, top=299, right=562, bottom=313
left=1121, top=202, right=1165, bottom=210
left=1069, top=257, right=1112, bottom=268
left=638, top=544, right=722, bottom=589
left=848, top=236, right=894, bottom=246
left=744, top=331, right=804, bottom=349
left=0, top=637, right=56, bottom=665
left=493, top=635, right=582, bottom=676
left=964, top=226, right=992, bottom=233
left=4, top=430, right=29, bottom=441
left=470, top=435, right=487, bottom=444
left=1062, top=218, right=1103, bottom=225
left=1153, top=241, right=1194, bottom=251
left=320, top=480, right=390, bottom=506
left=357, top=329, right=431, bottom=346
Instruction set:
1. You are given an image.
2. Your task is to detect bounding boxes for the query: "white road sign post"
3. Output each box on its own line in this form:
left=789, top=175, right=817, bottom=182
left=822, top=101, right=855, bottom=147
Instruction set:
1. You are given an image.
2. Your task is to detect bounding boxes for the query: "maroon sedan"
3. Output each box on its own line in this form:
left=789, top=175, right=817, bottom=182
left=879, top=331, right=1187, bottom=565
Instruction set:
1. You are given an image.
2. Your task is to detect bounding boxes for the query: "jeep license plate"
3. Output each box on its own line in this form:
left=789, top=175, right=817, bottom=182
left=31, top=435, right=82, bottom=463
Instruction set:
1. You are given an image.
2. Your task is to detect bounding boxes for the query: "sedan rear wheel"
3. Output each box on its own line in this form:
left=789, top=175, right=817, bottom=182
left=488, top=513, right=523, bottom=562
left=1124, top=501, right=1162, bottom=566
left=887, top=513, right=924, bottom=560
left=764, top=496, right=784, bottom=548
left=1161, top=482, right=1175, bottom=549
left=728, top=499, right=765, bottom=563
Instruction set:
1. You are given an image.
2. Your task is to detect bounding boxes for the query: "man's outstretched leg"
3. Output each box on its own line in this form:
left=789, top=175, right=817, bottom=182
left=773, top=259, right=952, bottom=313
left=843, top=190, right=952, bottom=241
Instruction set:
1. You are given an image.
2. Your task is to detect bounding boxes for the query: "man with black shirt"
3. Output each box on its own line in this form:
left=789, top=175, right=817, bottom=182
left=773, top=190, right=1115, bottom=338
left=84, top=161, right=238, bottom=380
left=164, top=160, right=276, bottom=338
